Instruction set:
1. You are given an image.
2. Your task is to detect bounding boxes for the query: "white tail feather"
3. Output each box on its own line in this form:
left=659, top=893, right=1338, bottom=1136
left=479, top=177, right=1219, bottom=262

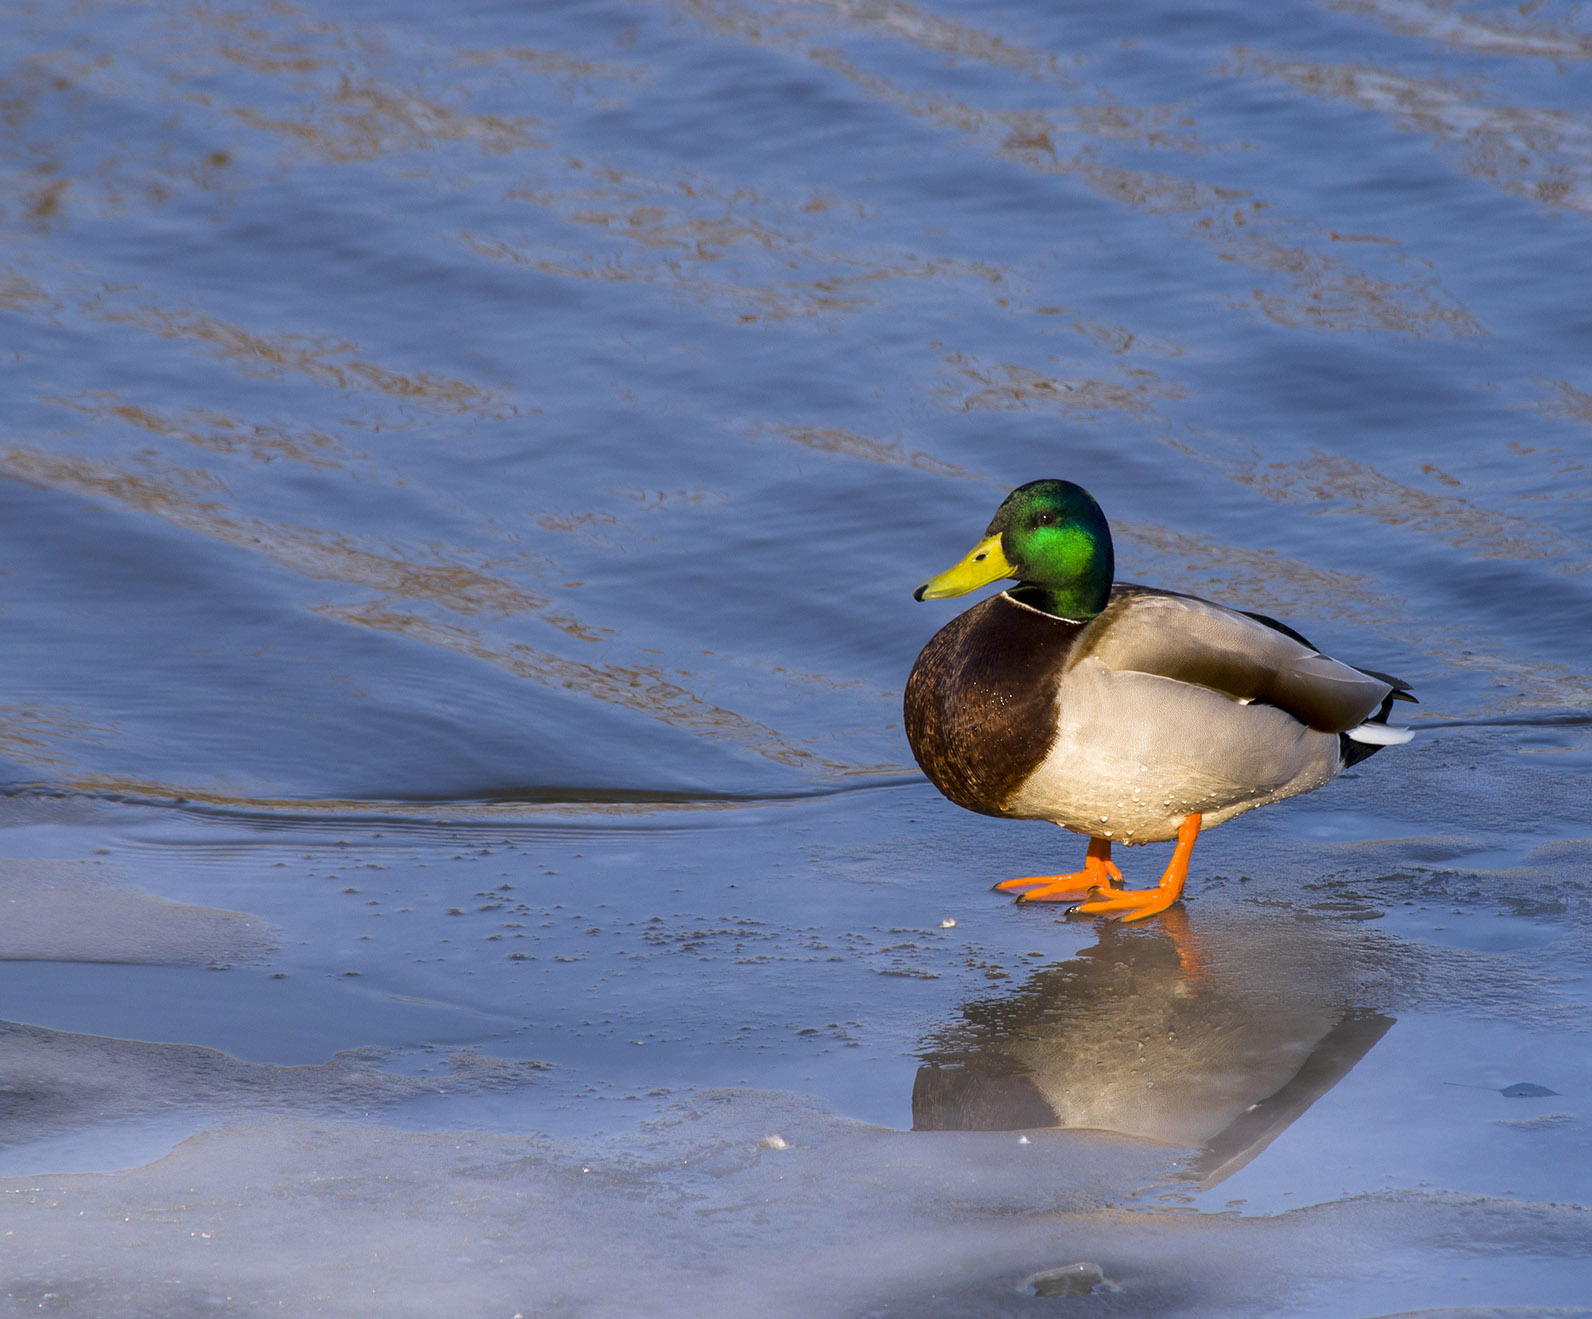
left=1344, top=722, right=1414, bottom=746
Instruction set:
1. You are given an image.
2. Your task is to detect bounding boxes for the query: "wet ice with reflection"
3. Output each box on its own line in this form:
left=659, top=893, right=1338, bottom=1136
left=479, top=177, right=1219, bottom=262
left=912, top=908, right=1398, bottom=1189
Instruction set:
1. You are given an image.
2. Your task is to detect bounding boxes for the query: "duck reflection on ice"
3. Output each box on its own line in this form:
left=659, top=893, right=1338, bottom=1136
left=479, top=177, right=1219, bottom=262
left=912, top=908, right=1393, bottom=1189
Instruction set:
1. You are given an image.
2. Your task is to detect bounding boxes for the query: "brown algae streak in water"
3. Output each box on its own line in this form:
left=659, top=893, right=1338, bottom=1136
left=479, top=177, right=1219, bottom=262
left=0, top=270, right=60, bottom=313
left=228, top=89, right=547, bottom=164
left=1530, top=381, right=1592, bottom=480
left=0, top=442, right=601, bottom=653
left=0, top=444, right=569, bottom=618
left=936, top=353, right=1187, bottom=420
left=1239, top=53, right=1592, bottom=221
left=91, top=299, right=515, bottom=418
left=317, top=600, right=871, bottom=776
left=1, top=15, right=540, bottom=223
left=0, top=446, right=883, bottom=775
left=674, top=3, right=1485, bottom=340
left=178, top=5, right=553, bottom=163
left=1221, top=451, right=1592, bottom=569
left=0, top=703, right=120, bottom=774
left=1331, top=0, right=1592, bottom=60
left=46, top=394, right=351, bottom=472
left=671, top=0, right=1077, bottom=84
left=487, top=159, right=980, bottom=322
left=453, top=45, right=646, bottom=90
left=44, top=776, right=828, bottom=824
left=751, top=423, right=984, bottom=482
left=460, top=221, right=1002, bottom=325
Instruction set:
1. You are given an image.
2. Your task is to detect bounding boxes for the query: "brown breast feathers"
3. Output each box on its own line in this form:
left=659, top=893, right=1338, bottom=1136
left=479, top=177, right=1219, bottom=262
left=904, top=593, right=1084, bottom=817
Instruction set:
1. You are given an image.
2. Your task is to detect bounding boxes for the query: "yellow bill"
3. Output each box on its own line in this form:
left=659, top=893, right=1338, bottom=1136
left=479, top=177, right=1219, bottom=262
left=913, top=533, right=1012, bottom=601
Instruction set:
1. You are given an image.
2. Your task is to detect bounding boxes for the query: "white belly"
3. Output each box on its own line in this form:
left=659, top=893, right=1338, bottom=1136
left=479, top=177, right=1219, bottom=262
left=1002, top=659, right=1341, bottom=843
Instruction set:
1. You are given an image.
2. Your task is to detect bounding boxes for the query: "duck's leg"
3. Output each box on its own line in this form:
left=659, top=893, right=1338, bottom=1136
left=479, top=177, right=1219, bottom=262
left=1068, top=814, right=1202, bottom=922
left=994, top=837, right=1123, bottom=903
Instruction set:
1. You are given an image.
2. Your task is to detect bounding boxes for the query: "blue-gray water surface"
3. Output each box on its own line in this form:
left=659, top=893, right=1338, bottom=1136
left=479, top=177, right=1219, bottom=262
left=2, top=1, right=1590, bottom=1315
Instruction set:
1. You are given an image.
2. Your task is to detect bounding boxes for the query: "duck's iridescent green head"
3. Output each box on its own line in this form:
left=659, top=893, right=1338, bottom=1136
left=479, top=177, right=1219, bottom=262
left=913, top=479, right=1114, bottom=619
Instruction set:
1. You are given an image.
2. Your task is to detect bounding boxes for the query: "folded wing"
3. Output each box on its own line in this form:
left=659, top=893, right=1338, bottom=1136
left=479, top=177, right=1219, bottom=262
left=1076, top=586, right=1402, bottom=734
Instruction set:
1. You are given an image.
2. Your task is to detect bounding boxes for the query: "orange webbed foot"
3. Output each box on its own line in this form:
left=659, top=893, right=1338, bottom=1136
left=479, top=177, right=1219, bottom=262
left=994, top=837, right=1121, bottom=903
left=1067, top=883, right=1181, bottom=922
left=1067, top=814, right=1202, bottom=923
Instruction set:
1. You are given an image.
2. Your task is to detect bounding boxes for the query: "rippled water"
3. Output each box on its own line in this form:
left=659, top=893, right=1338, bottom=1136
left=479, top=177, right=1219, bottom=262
left=2, top=0, right=1590, bottom=1314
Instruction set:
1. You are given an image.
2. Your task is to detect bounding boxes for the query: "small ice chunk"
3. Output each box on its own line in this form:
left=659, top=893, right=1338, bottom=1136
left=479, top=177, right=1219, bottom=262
left=1021, top=1262, right=1116, bottom=1297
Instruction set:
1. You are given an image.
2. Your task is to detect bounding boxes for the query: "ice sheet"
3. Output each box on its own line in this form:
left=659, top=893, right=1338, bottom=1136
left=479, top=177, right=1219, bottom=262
left=3, top=1097, right=1589, bottom=1319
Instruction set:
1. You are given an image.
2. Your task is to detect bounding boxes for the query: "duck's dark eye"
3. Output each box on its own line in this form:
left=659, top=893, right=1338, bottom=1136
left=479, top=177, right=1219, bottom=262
left=1035, top=511, right=1056, bottom=526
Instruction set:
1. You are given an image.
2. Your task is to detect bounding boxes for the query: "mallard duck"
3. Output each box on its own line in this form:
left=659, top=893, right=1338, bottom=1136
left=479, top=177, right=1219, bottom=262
left=904, top=479, right=1414, bottom=921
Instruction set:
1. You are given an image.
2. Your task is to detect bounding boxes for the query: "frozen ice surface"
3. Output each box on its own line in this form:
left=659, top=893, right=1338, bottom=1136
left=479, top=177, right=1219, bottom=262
left=0, top=858, right=269, bottom=965
left=1, top=731, right=1589, bottom=1317
left=1, top=1096, right=1589, bottom=1319
left=0, top=1020, right=547, bottom=1174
